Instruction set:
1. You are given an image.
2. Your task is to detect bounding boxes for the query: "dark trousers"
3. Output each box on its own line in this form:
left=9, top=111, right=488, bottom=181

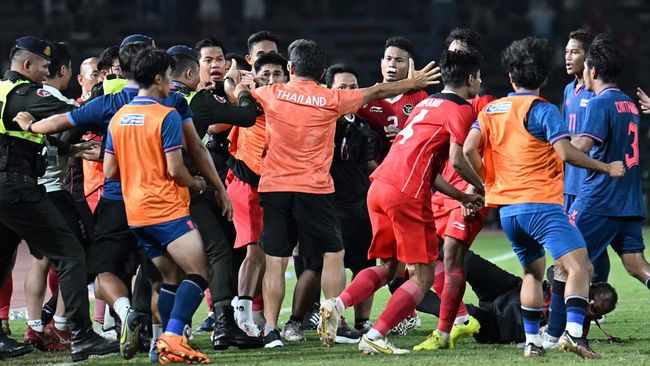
left=0, top=183, right=91, bottom=330
left=190, top=192, right=235, bottom=304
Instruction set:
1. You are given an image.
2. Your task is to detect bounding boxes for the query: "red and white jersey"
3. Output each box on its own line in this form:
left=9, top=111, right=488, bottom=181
left=371, top=92, right=474, bottom=201
left=358, top=89, right=428, bottom=162
left=434, top=93, right=497, bottom=207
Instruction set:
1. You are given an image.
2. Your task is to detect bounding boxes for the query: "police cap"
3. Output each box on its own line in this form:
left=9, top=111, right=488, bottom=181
left=13, top=36, right=52, bottom=61
left=166, top=45, right=199, bottom=63
left=120, top=34, right=155, bottom=48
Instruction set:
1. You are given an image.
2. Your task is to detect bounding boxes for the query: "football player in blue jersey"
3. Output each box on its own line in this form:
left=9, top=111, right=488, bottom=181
left=549, top=34, right=650, bottom=356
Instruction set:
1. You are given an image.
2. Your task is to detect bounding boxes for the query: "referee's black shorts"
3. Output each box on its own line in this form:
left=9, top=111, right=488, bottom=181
left=259, top=192, right=343, bottom=258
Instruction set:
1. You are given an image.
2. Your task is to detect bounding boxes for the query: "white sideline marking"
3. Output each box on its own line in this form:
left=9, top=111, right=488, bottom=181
left=487, top=252, right=517, bottom=263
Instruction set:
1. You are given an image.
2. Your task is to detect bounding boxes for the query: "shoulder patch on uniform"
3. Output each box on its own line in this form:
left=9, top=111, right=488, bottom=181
left=36, top=88, right=52, bottom=97
left=402, top=104, right=414, bottom=115
left=485, top=101, right=512, bottom=114
left=119, top=114, right=144, bottom=126
left=212, top=95, right=227, bottom=104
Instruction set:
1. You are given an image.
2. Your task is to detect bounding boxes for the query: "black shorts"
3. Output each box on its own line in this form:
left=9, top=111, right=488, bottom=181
left=88, top=197, right=140, bottom=277
left=338, top=201, right=375, bottom=272
left=30, top=190, right=92, bottom=259
left=259, top=192, right=343, bottom=257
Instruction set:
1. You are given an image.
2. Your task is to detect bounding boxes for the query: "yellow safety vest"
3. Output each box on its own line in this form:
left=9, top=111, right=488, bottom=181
left=0, top=79, right=45, bottom=144
left=103, top=78, right=129, bottom=95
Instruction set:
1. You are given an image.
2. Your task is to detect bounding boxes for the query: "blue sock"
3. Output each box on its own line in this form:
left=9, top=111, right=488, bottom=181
left=521, top=306, right=543, bottom=346
left=166, top=274, right=208, bottom=335
left=546, top=279, right=566, bottom=338
left=592, top=251, right=611, bottom=283
left=159, top=283, right=178, bottom=331
left=565, top=295, right=588, bottom=338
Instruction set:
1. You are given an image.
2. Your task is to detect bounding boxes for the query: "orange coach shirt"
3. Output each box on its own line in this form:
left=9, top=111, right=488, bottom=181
left=106, top=97, right=190, bottom=226
left=252, top=79, right=364, bottom=194
left=228, top=115, right=266, bottom=175
left=477, top=95, right=565, bottom=207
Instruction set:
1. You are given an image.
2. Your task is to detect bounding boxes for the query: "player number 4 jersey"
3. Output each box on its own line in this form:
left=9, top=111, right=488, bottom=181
left=371, top=92, right=474, bottom=201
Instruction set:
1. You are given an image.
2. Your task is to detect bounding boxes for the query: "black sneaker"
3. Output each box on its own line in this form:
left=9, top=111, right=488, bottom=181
left=558, top=331, right=601, bottom=359
left=354, top=320, right=373, bottom=334
left=335, top=324, right=361, bottom=344
left=302, top=303, right=320, bottom=331
left=196, top=313, right=215, bottom=333
left=263, top=329, right=283, bottom=348
left=0, top=332, right=33, bottom=359
left=523, top=342, right=546, bottom=357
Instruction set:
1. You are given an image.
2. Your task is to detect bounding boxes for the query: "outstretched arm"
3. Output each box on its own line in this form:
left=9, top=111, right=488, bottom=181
left=360, top=59, right=440, bottom=106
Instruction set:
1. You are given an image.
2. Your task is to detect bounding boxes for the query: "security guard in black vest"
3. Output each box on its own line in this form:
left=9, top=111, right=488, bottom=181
left=0, top=36, right=119, bottom=362
left=167, top=45, right=263, bottom=349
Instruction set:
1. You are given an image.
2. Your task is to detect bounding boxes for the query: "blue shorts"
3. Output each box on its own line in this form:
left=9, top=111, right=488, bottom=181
left=569, top=209, right=645, bottom=261
left=131, top=216, right=197, bottom=259
left=563, top=194, right=576, bottom=212
left=500, top=204, right=586, bottom=267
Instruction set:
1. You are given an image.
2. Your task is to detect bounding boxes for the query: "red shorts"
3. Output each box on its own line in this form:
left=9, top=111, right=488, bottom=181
left=432, top=198, right=489, bottom=245
left=367, top=180, right=438, bottom=264
left=226, top=174, right=263, bottom=249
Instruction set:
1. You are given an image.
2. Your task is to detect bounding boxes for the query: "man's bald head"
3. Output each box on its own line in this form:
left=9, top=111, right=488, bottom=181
left=10, top=49, right=50, bottom=83
left=78, top=57, right=101, bottom=99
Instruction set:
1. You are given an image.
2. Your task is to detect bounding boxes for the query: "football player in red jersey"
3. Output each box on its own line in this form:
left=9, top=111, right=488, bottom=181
left=358, top=36, right=429, bottom=163
left=319, top=50, right=484, bottom=355
left=415, top=28, right=496, bottom=351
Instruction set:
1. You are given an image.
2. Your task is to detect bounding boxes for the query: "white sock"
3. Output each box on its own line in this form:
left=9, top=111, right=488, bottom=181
left=454, top=315, right=469, bottom=325
left=152, top=323, right=162, bottom=340
left=263, top=324, right=275, bottom=336
left=27, top=319, right=44, bottom=332
left=53, top=315, right=67, bottom=331
left=236, top=298, right=253, bottom=324
left=334, top=297, right=345, bottom=312
left=566, top=321, right=583, bottom=338
left=525, top=333, right=543, bottom=347
left=113, top=296, right=131, bottom=324
left=366, top=327, right=382, bottom=341
left=438, top=330, right=450, bottom=340
left=103, top=304, right=115, bottom=330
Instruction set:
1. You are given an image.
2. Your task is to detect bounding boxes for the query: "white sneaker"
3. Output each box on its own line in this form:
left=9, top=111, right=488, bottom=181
left=318, top=298, right=341, bottom=347
left=358, top=334, right=409, bottom=355
left=541, top=330, right=559, bottom=350
left=237, top=318, right=261, bottom=337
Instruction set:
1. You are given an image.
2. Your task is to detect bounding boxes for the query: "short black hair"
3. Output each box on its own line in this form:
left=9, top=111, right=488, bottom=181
left=194, top=37, right=226, bottom=54
left=170, top=54, right=198, bottom=79
left=324, top=63, right=359, bottom=88
left=47, top=42, right=72, bottom=78
left=225, top=52, right=252, bottom=71
left=133, top=48, right=171, bottom=89
left=247, top=31, right=279, bottom=53
left=585, top=33, right=624, bottom=84
left=440, top=49, right=481, bottom=88
left=119, top=42, right=150, bottom=79
left=385, top=36, right=416, bottom=59
left=590, top=282, right=618, bottom=315
left=444, top=28, right=483, bottom=54
left=254, top=52, right=287, bottom=76
left=569, top=28, right=595, bottom=52
left=501, top=37, right=551, bottom=90
left=97, top=45, right=120, bottom=72
left=287, top=39, right=326, bottom=81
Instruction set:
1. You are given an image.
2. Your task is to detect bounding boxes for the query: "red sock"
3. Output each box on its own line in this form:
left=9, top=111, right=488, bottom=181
left=205, top=289, right=212, bottom=308
left=432, top=260, right=444, bottom=295
left=456, top=301, right=468, bottom=318
left=47, top=267, right=59, bottom=294
left=374, top=280, right=424, bottom=335
left=252, top=294, right=264, bottom=312
left=438, top=268, right=466, bottom=333
left=0, top=273, right=13, bottom=319
left=93, top=298, right=106, bottom=323
left=340, top=266, right=388, bottom=308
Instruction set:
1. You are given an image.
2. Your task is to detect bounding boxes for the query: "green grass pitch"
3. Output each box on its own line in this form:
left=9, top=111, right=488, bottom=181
left=5, top=230, right=650, bottom=365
